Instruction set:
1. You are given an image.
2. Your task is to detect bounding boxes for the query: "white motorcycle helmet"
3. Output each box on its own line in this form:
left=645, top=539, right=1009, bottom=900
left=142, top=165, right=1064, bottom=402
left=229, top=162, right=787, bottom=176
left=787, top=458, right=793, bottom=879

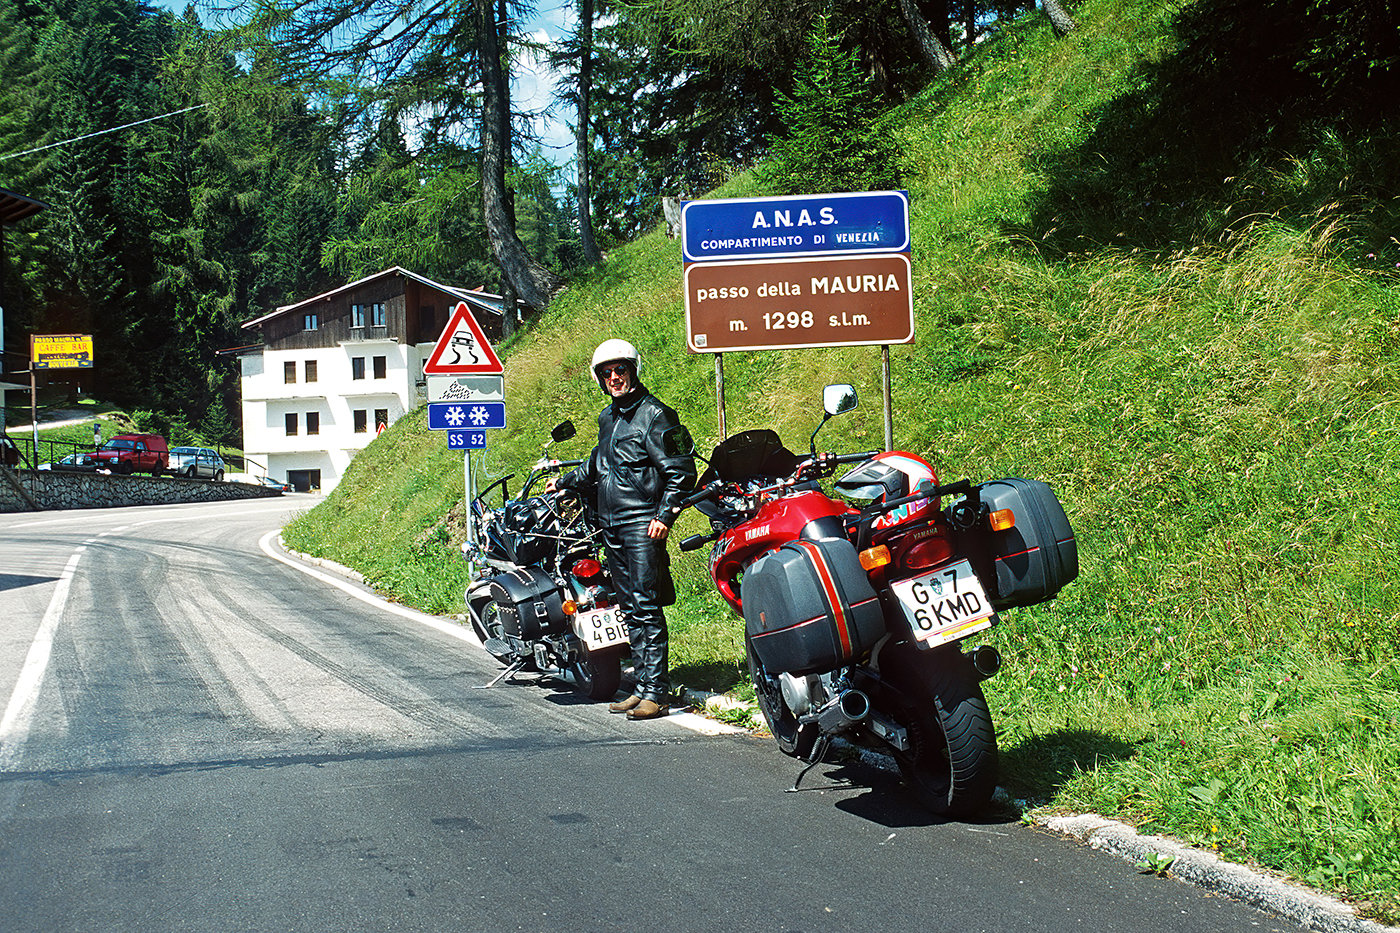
left=591, top=338, right=641, bottom=388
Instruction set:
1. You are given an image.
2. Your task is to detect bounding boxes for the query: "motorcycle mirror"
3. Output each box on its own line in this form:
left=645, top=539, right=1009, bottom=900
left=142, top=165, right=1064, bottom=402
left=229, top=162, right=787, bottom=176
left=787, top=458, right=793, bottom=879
left=812, top=384, right=859, bottom=454
left=662, top=424, right=695, bottom=458
left=823, top=384, right=858, bottom=416
left=551, top=421, right=577, bottom=443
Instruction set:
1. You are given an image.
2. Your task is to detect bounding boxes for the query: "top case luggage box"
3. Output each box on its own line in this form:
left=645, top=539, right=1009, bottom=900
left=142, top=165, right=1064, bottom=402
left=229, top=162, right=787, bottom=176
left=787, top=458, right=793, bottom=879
left=958, top=477, right=1078, bottom=609
left=741, top=537, right=886, bottom=676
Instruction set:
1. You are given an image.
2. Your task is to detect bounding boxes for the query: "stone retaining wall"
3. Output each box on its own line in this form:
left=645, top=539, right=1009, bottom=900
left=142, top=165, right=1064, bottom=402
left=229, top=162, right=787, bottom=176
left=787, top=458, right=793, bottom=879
left=0, top=467, right=283, bottom=513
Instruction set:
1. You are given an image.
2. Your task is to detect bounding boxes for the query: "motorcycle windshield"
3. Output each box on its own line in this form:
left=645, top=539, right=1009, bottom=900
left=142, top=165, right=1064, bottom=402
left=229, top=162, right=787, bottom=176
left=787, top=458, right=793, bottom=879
left=699, top=429, right=800, bottom=485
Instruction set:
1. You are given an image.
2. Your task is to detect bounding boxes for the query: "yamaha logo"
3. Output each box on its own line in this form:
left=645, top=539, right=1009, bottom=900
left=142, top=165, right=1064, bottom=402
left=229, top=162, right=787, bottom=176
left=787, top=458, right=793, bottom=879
left=745, top=524, right=771, bottom=541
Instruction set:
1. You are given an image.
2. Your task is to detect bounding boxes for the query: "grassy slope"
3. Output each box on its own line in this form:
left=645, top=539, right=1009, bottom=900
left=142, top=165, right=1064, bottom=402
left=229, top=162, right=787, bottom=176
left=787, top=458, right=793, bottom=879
left=284, top=0, right=1400, bottom=917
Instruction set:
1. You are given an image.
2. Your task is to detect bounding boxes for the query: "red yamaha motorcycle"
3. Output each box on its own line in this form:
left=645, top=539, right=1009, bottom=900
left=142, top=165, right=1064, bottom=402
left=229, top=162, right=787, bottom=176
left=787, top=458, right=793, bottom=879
left=676, top=386, right=1077, bottom=817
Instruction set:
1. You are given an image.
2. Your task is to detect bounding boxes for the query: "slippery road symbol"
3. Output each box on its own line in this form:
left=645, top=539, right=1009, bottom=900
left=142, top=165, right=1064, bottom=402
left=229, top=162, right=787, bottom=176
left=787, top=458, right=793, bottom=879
left=449, top=332, right=481, bottom=366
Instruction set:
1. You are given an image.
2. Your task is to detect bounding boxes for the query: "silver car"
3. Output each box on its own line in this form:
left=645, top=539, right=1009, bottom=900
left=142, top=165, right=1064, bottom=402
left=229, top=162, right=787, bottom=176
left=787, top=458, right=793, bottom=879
left=169, top=446, right=226, bottom=481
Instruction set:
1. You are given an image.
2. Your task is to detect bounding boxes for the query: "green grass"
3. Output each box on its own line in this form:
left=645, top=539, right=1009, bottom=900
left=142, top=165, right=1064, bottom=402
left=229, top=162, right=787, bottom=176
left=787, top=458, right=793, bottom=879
left=283, top=0, right=1400, bottom=920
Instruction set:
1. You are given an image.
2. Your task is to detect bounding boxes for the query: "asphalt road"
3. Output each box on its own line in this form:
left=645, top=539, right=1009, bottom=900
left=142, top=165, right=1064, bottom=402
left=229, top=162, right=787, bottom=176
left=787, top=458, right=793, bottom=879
left=0, top=498, right=1318, bottom=932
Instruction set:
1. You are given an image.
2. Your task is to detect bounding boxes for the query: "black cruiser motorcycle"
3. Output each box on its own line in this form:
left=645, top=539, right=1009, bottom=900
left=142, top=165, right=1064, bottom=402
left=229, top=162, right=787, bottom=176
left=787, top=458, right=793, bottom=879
left=463, top=421, right=627, bottom=700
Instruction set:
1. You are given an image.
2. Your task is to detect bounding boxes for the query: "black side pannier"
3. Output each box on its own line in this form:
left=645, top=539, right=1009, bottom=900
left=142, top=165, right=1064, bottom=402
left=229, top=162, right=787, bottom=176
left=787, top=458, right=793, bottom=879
left=489, top=567, right=568, bottom=639
left=955, top=478, right=1078, bottom=609
left=741, top=538, right=886, bottom=676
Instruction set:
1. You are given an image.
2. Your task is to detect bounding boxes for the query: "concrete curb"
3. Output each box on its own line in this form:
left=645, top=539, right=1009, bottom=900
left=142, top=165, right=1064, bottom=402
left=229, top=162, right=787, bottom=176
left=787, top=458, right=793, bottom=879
left=1041, top=813, right=1398, bottom=933
left=277, top=536, right=367, bottom=584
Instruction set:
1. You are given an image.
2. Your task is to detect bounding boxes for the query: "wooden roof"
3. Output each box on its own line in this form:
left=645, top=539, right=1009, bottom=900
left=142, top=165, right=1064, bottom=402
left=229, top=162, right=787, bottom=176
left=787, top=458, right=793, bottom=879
left=0, top=187, right=47, bottom=226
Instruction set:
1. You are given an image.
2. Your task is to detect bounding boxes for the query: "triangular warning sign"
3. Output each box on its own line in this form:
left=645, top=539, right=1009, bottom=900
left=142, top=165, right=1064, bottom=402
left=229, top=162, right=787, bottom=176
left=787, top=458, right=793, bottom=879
left=423, top=301, right=504, bottom=375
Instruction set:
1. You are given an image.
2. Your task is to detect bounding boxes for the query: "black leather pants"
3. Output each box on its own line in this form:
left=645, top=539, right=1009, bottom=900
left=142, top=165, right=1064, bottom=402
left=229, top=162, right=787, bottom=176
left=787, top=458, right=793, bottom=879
left=603, top=520, right=671, bottom=702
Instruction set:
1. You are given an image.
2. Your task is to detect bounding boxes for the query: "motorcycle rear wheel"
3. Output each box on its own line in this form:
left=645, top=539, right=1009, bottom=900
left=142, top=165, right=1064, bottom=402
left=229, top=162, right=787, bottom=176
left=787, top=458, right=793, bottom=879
left=746, top=636, right=817, bottom=759
left=570, top=642, right=624, bottom=701
left=882, top=645, right=998, bottom=818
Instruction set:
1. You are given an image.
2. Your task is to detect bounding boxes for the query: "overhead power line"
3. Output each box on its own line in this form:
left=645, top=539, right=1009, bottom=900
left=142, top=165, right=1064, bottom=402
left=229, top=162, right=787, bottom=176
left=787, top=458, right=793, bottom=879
left=0, top=104, right=209, bottom=161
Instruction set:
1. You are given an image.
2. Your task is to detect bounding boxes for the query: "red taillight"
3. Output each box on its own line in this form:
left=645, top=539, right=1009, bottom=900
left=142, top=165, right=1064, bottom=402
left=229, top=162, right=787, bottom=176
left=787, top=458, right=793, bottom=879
left=901, top=535, right=955, bottom=571
left=571, top=558, right=603, bottom=582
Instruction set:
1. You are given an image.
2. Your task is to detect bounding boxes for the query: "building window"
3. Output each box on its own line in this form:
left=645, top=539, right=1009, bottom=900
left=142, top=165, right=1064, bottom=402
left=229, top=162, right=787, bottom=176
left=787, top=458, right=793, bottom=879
left=375, top=409, right=389, bottom=431
left=303, top=313, right=318, bottom=331
left=305, top=360, right=318, bottom=382
left=352, top=357, right=365, bottom=380
left=306, top=412, right=320, bottom=435
left=373, top=355, right=387, bottom=379
left=370, top=303, right=386, bottom=327
left=284, top=361, right=296, bottom=384
left=353, top=410, right=368, bottom=433
left=352, top=304, right=366, bottom=328
left=285, top=413, right=298, bottom=435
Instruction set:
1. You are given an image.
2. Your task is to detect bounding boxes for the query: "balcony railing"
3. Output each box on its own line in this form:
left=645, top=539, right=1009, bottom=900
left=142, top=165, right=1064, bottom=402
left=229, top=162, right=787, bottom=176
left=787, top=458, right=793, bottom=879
left=347, top=325, right=391, bottom=342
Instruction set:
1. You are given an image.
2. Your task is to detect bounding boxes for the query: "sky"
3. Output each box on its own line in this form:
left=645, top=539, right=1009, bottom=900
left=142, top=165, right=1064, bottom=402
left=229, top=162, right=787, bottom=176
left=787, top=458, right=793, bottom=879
left=516, top=2, right=578, bottom=171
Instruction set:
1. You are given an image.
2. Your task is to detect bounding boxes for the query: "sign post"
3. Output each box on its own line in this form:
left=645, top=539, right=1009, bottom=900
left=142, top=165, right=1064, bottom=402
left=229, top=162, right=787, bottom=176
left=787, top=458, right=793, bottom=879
left=423, top=302, right=506, bottom=570
left=681, top=192, right=912, bottom=447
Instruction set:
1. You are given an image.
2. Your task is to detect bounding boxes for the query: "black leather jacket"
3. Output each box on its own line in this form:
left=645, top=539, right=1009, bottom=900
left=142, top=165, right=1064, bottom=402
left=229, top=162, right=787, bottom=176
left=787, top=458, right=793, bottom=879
left=556, top=385, right=696, bottom=528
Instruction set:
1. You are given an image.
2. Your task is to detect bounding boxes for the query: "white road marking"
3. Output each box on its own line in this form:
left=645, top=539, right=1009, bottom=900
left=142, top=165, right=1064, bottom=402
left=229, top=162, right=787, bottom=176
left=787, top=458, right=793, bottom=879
left=257, top=530, right=482, bottom=647
left=0, top=548, right=83, bottom=769
left=258, top=531, right=748, bottom=736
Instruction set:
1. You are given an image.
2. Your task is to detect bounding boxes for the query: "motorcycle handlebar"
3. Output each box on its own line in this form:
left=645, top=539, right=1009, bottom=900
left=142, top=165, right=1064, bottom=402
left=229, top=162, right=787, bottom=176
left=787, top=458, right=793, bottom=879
left=676, top=447, right=884, bottom=512
left=535, top=458, right=584, bottom=472
left=678, top=483, right=720, bottom=509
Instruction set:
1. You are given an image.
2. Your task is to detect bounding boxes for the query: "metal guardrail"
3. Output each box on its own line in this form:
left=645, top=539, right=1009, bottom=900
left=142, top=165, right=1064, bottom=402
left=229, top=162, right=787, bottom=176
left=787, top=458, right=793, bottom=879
left=0, top=432, right=258, bottom=475
left=0, top=432, right=89, bottom=471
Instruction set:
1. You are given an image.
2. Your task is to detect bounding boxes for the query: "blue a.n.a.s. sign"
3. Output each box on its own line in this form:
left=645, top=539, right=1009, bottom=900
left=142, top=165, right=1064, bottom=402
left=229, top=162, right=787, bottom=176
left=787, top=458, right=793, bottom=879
left=681, top=190, right=909, bottom=263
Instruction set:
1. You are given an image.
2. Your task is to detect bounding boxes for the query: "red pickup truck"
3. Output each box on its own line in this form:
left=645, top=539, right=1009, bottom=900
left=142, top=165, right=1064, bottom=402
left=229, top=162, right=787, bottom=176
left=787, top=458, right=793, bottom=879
left=94, top=434, right=169, bottom=475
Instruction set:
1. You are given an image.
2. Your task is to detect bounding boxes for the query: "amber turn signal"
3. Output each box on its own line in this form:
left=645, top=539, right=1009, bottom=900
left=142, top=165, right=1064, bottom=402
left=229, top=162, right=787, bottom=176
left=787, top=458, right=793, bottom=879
left=859, top=545, right=892, bottom=571
left=562, top=600, right=578, bottom=615
left=989, top=508, right=1016, bottom=532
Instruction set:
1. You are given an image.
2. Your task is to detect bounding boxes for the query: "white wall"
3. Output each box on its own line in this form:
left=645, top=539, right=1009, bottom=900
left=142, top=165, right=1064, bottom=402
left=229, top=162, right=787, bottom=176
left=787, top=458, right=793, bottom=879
left=240, top=340, right=430, bottom=491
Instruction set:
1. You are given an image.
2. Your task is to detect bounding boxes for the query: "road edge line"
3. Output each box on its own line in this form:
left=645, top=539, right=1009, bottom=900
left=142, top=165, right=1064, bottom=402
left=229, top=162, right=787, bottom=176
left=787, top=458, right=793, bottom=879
left=0, top=547, right=83, bottom=769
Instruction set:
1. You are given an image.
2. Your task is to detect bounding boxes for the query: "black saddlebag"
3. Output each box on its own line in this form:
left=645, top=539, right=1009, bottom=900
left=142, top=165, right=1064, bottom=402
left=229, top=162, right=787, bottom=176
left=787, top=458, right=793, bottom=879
left=489, top=567, right=569, bottom=639
left=956, top=478, right=1078, bottom=609
left=741, top=538, right=886, bottom=676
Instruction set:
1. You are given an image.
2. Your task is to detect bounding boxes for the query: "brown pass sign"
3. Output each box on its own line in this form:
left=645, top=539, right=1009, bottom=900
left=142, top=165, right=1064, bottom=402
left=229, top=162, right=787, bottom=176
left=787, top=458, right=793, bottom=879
left=684, top=254, right=913, bottom=353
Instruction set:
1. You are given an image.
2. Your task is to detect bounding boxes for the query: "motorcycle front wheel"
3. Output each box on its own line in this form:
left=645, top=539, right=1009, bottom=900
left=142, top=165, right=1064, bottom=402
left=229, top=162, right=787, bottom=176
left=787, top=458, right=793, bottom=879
left=470, top=599, right=539, bottom=670
left=569, top=642, right=624, bottom=701
left=746, top=636, right=817, bottom=760
left=881, top=643, right=998, bottom=818
left=466, top=591, right=496, bottom=644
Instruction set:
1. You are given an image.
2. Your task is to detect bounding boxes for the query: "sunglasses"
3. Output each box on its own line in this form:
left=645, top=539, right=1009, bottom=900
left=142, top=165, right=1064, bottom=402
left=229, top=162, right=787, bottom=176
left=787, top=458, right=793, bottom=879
left=599, top=364, right=630, bottom=378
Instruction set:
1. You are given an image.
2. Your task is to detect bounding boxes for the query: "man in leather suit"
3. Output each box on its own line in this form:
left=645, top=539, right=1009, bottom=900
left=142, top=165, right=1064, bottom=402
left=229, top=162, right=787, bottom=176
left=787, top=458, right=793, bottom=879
left=550, top=339, right=696, bottom=720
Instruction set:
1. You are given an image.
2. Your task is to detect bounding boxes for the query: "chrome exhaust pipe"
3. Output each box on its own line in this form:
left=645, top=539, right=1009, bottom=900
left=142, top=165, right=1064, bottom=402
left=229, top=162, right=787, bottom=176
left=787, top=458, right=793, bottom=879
left=970, top=644, right=1001, bottom=679
left=815, top=689, right=871, bottom=735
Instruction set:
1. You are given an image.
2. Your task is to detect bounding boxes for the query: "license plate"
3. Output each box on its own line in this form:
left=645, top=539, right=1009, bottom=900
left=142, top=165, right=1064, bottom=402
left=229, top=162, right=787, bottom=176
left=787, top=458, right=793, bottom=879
left=574, top=606, right=628, bottom=649
left=891, top=560, right=995, bottom=648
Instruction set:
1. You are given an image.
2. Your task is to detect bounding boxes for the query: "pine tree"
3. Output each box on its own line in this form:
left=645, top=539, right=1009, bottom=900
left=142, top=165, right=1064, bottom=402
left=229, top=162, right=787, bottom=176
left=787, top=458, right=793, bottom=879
left=760, top=14, right=902, bottom=195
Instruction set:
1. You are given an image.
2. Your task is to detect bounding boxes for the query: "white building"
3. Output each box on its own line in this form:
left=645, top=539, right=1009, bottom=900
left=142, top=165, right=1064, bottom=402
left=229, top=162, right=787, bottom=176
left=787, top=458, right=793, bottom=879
left=236, top=267, right=503, bottom=492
